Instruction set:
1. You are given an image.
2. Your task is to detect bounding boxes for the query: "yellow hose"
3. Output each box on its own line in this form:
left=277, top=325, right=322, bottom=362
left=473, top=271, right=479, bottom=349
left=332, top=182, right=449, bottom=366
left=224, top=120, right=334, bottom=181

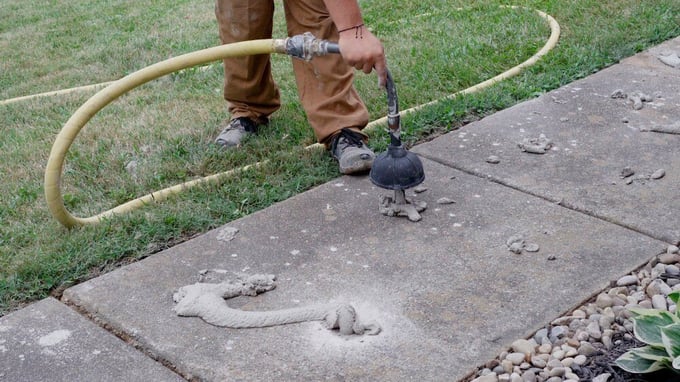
left=45, top=39, right=286, bottom=228
left=44, top=7, right=560, bottom=228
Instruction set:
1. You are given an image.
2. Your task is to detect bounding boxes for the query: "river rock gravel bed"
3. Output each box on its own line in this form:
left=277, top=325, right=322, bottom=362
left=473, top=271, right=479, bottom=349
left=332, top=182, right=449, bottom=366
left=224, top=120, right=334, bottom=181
left=465, top=245, right=680, bottom=382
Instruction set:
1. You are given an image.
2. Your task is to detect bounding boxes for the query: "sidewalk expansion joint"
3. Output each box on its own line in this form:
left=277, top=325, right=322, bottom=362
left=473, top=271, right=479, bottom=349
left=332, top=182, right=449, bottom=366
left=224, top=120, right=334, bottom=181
left=416, top=152, right=677, bottom=246
left=59, top=297, right=193, bottom=382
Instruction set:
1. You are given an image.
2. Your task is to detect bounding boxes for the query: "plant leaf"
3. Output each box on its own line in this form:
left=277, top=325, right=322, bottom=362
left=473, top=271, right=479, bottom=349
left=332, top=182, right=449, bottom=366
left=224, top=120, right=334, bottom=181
left=670, top=291, right=680, bottom=319
left=634, top=311, right=680, bottom=346
left=628, top=307, right=657, bottom=317
left=628, top=345, right=672, bottom=361
left=670, top=291, right=680, bottom=304
left=616, top=348, right=668, bottom=373
left=661, top=323, right=680, bottom=358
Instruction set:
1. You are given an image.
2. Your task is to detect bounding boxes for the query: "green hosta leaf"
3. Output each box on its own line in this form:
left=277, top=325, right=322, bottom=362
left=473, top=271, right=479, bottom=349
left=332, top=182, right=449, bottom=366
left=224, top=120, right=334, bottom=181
left=661, top=323, right=680, bottom=358
left=628, top=307, right=656, bottom=317
left=669, top=291, right=680, bottom=305
left=628, top=307, right=680, bottom=318
left=616, top=347, right=668, bottom=373
left=671, top=291, right=680, bottom=319
left=628, top=345, right=672, bottom=361
left=634, top=311, right=680, bottom=346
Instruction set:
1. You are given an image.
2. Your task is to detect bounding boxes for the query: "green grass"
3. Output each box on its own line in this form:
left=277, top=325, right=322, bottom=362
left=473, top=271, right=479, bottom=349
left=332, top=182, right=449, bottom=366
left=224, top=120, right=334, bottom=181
left=1, top=0, right=679, bottom=315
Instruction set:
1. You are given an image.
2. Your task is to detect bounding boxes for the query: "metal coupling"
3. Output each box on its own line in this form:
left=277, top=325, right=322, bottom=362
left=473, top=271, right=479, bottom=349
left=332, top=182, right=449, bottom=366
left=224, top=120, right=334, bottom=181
left=285, top=32, right=340, bottom=61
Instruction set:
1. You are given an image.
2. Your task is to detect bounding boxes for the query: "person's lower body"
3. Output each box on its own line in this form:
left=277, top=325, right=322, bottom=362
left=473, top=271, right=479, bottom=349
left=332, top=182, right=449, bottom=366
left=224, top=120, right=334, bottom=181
left=214, top=0, right=374, bottom=174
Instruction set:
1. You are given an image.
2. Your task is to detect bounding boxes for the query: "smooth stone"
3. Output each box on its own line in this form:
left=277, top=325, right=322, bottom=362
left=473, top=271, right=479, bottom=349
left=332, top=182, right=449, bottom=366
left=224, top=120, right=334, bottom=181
left=534, top=328, right=549, bottom=344
left=586, top=321, right=602, bottom=340
left=522, top=371, right=537, bottom=382
left=659, top=253, right=680, bottom=264
left=566, top=338, right=580, bottom=348
left=506, top=352, right=526, bottom=365
left=598, top=315, right=614, bottom=329
left=573, top=355, right=587, bottom=365
left=549, top=326, right=567, bottom=342
left=666, top=264, right=680, bottom=276
left=563, top=346, right=578, bottom=357
left=551, top=349, right=565, bottom=360
left=530, top=356, right=546, bottom=368
left=647, top=279, right=672, bottom=297
left=616, top=275, right=638, bottom=286
left=473, top=373, right=499, bottom=382
left=549, top=367, right=566, bottom=377
left=511, top=339, right=535, bottom=356
left=575, top=330, right=590, bottom=342
left=572, top=309, right=586, bottom=318
left=537, top=343, right=552, bottom=354
left=578, top=342, right=599, bottom=356
left=652, top=294, right=668, bottom=310
left=595, top=294, right=614, bottom=309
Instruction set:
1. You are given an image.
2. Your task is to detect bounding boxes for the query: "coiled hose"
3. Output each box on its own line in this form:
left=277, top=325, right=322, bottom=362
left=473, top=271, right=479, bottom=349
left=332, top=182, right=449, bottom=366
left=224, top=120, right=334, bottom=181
left=44, top=7, right=560, bottom=228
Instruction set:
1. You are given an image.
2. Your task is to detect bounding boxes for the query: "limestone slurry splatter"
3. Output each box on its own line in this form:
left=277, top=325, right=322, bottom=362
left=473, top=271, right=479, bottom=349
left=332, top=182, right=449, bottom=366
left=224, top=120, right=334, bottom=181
left=378, top=190, right=427, bottom=222
left=506, top=234, right=541, bottom=255
left=618, top=166, right=667, bottom=185
left=518, top=134, right=553, bottom=154
left=658, top=52, right=680, bottom=68
left=173, top=273, right=381, bottom=336
left=38, top=329, right=72, bottom=347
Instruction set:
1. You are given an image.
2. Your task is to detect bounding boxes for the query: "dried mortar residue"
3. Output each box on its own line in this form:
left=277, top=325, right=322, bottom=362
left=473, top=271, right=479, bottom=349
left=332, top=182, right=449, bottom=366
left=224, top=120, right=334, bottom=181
left=518, top=134, right=553, bottom=154
left=378, top=191, right=427, bottom=222
left=173, top=273, right=381, bottom=336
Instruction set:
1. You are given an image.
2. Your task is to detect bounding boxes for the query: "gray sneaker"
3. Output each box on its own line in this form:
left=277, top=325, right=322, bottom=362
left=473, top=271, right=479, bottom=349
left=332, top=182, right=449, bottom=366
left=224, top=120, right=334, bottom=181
left=214, top=117, right=260, bottom=148
left=330, top=128, right=375, bottom=174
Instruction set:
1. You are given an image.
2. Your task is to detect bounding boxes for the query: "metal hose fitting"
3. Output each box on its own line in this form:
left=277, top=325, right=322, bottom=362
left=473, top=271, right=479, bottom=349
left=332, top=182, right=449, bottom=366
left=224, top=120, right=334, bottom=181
left=285, top=32, right=340, bottom=61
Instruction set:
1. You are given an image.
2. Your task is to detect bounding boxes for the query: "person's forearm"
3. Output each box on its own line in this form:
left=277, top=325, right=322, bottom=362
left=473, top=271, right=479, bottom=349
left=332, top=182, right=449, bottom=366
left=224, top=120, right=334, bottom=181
left=322, top=0, right=364, bottom=31
left=322, top=0, right=387, bottom=86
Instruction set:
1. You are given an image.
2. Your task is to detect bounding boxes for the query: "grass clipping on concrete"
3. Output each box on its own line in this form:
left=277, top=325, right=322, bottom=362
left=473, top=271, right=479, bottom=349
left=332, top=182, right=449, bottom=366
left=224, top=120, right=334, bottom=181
left=1, top=0, right=679, bottom=315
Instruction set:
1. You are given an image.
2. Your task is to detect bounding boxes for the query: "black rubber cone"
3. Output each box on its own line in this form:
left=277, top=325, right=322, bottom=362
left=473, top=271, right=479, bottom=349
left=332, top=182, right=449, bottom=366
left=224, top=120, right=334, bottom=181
left=368, top=68, right=425, bottom=191
left=370, top=139, right=425, bottom=190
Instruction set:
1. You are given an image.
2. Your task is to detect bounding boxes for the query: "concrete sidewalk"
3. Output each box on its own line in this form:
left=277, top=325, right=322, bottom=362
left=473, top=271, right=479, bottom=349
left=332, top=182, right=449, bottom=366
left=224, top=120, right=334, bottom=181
left=2, top=37, right=679, bottom=381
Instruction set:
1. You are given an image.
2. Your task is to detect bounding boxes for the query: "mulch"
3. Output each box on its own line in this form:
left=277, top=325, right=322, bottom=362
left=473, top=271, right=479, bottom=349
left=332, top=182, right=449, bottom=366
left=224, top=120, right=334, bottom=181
left=573, top=331, right=679, bottom=382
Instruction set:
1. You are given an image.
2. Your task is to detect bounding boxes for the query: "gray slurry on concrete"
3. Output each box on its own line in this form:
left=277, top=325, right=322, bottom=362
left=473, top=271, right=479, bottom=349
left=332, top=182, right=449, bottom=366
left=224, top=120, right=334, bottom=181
left=63, top=158, right=665, bottom=381
left=0, top=298, right=184, bottom=382
left=413, top=36, right=680, bottom=244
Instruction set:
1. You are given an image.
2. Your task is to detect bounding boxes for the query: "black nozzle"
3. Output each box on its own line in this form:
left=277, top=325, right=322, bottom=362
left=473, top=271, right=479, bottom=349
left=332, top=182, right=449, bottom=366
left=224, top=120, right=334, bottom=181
left=370, top=136, right=425, bottom=190
left=369, top=71, right=425, bottom=191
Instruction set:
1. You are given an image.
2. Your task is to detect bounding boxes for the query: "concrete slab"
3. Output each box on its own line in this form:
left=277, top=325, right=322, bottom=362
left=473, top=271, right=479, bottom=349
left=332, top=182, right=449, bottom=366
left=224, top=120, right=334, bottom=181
left=63, top=158, right=665, bottom=381
left=0, top=298, right=183, bottom=382
left=412, top=36, right=680, bottom=244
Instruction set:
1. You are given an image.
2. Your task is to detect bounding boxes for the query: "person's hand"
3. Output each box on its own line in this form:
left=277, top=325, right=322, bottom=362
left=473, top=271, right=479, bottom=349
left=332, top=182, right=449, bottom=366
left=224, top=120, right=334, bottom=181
left=338, top=25, right=387, bottom=87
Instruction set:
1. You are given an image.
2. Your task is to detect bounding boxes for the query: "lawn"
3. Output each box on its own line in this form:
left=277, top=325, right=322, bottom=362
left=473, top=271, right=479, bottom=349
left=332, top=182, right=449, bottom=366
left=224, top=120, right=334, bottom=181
left=1, top=0, right=678, bottom=315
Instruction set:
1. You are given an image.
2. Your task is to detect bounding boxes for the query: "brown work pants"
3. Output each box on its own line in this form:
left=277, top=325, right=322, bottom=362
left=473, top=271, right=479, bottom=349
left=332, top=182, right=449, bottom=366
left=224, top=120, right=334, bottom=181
left=215, top=0, right=369, bottom=144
